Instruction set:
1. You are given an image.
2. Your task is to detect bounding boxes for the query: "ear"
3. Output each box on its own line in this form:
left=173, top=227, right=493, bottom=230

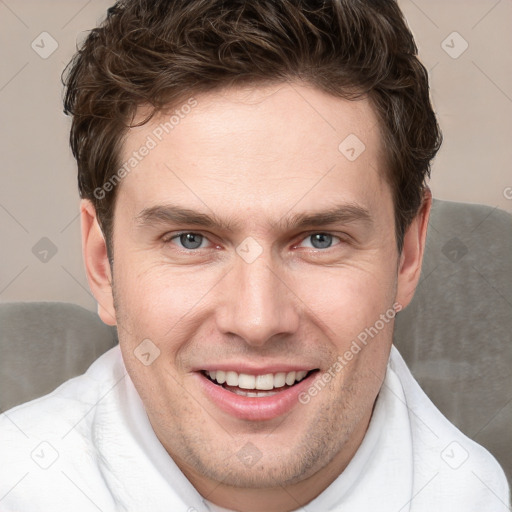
left=395, top=189, right=432, bottom=310
left=80, top=199, right=117, bottom=326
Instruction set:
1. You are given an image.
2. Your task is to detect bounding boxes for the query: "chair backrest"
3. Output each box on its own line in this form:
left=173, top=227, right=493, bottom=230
left=394, top=199, right=512, bottom=484
left=0, top=301, right=117, bottom=412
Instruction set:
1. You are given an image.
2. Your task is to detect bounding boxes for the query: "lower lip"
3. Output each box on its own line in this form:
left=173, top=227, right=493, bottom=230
left=196, top=372, right=317, bottom=421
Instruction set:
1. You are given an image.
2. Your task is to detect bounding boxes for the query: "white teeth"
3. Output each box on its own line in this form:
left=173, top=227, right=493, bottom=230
left=238, top=374, right=256, bottom=389
left=274, top=372, right=286, bottom=388
left=285, top=371, right=296, bottom=386
left=296, top=370, right=308, bottom=381
left=233, top=389, right=280, bottom=397
left=206, top=369, right=310, bottom=390
left=255, top=374, right=274, bottom=390
left=226, top=371, right=238, bottom=386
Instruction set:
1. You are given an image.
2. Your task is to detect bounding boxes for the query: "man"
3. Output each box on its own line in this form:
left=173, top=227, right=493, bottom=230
left=0, top=0, right=509, bottom=510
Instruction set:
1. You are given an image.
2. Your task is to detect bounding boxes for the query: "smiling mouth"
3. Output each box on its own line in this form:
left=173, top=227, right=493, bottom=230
left=201, top=369, right=319, bottom=397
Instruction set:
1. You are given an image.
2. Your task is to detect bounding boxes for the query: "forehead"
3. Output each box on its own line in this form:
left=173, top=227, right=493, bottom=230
left=116, top=82, right=389, bottom=227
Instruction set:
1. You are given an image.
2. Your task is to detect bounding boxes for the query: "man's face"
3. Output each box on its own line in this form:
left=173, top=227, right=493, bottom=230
left=92, top=83, right=415, bottom=491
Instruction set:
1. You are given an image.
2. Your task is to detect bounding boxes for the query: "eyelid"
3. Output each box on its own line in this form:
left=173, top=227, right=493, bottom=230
left=294, top=232, right=341, bottom=249
left=160, top=230, right=352, bottom=250
left=162, top=230, right=212, bottom=246
left=160, top=229, right=225, bottom=252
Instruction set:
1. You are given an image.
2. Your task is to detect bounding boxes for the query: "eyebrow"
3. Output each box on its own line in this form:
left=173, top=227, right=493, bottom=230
left=135, top=205, right=238, bottom=231
left=280, top=204, right=372, bottom=231
left=135, top=203, right=372, bottom=232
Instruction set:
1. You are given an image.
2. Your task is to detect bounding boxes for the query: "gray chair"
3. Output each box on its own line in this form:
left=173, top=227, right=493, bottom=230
left=0, top=301, right=117, bottom=412
left=394, top=199, right=512, bottom=484
left=0, top=199, right=510, bottom=483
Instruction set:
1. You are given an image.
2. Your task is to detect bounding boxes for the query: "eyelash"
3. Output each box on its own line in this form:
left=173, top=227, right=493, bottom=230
left=161, top=232, right=207, bottom=248
left=162, top=231, right=346, bottom=251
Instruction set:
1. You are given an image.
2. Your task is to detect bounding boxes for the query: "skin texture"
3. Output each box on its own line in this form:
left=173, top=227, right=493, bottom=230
left=81, top=82, right=431, bottom=512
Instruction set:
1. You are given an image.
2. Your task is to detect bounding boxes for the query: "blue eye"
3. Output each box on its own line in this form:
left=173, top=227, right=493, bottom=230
left=173, top=233, right=206, bottom=250
left=310, top=233, right=333, bottom=249
left=300, top=233, right=339, bottom=249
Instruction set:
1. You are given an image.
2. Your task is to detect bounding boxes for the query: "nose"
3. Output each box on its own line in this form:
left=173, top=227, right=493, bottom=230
left=215, top=253, right=300, bottom=347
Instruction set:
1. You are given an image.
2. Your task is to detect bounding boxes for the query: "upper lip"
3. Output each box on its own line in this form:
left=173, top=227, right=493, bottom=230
left=195, top=363, right=319, bottom=375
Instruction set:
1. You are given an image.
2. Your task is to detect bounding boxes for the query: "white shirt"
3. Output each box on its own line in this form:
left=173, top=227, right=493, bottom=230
left=0, top=345, right=509, bottom=511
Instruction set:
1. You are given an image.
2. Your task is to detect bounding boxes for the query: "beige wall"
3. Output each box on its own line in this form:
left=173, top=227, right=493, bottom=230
left=1, top=0, right=511, bottom=310
left=400, top=0, right=512, bottom=209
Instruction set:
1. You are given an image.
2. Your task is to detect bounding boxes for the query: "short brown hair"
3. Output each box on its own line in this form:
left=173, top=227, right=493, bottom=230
left=63, top=0, right=441, bottom=254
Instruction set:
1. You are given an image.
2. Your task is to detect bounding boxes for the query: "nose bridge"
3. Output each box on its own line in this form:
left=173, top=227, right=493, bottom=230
left=216, top=251, right=298, bottom=346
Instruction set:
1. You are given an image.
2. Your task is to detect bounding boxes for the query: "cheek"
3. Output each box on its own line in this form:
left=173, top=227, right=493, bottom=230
left=290, top=263, right=397, bottom=340
left=113, top=258, right=222, bottom=343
